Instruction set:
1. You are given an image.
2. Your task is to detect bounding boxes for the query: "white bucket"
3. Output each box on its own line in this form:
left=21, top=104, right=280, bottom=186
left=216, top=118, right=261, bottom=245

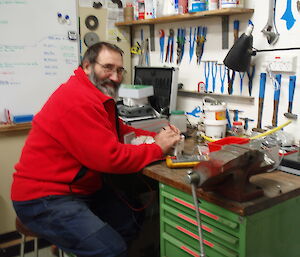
left=204, top=119, right=227, bottom=139
left=202, top=97, right=227, bottom=121
left=202, top=97, right=227, bottom=139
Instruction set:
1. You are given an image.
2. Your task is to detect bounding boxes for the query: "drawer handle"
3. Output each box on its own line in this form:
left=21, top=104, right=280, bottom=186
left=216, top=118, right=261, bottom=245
left=181, top=245, right=200, bottom=257
left=178, top=213, right=213, bottom=233
left=173, top=197, right=219, bottom=221
left=177, top=225, right=215, bottom=248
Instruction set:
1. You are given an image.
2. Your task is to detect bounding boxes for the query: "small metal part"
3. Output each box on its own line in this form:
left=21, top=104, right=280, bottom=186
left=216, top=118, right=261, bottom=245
left=68, top=31, right=77, bottom=41
left=276, top=184, right=282, bottom=194
left=93, top=1, right=103, bottom=9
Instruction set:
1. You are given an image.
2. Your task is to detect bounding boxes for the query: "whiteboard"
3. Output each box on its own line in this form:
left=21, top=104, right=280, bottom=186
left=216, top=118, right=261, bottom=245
left=0, top=0, right=79, bottom=118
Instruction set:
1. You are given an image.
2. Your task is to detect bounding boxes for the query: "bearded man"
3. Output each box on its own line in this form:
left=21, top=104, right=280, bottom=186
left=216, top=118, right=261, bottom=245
left=11, top=42, right=181, bottom=257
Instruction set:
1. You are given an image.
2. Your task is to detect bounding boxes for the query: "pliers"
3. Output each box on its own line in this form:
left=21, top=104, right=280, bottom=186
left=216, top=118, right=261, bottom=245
left=176, top=28, right=186, bottom=64
left=189, top=27, right=196, bottom=63
left=196, top=26, right=207, bottom=65
left=159, top=29, right=165, bottom=63
left=165, top=29, right=174, bottom=63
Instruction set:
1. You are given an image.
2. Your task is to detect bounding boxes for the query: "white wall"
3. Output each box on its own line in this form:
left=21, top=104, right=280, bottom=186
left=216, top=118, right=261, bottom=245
left=131, top=0, right=300, bottom=144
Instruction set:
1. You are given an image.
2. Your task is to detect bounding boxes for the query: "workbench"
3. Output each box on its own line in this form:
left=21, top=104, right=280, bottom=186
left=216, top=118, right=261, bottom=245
left=143, top=143, right=300, bottom=257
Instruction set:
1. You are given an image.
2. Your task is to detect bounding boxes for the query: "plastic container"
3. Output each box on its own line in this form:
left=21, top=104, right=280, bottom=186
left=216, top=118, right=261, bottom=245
left=220, top=0, right=244, bottom=8
left=208, top=136, right=250, bottom=152
left=208, top=0, right=218, bottom=10
left=188, top=0, right=207, bottom=13
left=169, top=110, right=187, bottom=133
left=203, top=119, right=227, bottom=139
left=232, top=121, right=244, bottom=136
left=202, top=97, right=227, bottom=139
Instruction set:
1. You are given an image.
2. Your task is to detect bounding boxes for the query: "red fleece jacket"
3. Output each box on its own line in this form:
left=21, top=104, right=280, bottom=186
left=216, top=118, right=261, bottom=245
left=11, top=67, right=164, bottom=201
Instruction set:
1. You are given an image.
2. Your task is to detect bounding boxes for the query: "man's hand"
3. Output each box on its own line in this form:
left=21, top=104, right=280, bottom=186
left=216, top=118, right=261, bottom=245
left=154, top=125, right=181, bottom=154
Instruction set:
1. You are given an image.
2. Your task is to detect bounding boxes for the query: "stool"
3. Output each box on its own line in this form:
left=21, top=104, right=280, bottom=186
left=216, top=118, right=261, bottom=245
left=16, top=217, right=65, bottom=257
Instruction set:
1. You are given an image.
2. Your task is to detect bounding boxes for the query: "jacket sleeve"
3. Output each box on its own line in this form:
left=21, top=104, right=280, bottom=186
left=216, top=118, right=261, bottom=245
left=118, top=118, right=157, bottom=140
left=51, top=104, right=164, bottom=173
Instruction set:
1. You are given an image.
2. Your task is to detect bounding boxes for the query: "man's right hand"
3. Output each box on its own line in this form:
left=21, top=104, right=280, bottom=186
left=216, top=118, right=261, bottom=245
left=154, top=125, right=181, bottom=154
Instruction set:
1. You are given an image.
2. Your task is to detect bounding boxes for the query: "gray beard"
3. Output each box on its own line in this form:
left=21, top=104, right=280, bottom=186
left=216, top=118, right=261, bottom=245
left=89, top=70, right=120, bottom=101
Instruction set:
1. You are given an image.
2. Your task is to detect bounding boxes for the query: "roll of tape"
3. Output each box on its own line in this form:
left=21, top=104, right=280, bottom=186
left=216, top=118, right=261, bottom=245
left=84, top=32, right=100, bottom=47
left=85, top=15, right=99, bottom=31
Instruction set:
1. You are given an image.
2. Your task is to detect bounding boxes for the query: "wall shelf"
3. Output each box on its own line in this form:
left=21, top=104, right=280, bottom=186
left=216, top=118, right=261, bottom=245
left=115, top=8, right=254, bottom=26
left=178, top=90, right=255, bottom=104
left=0, top=122, right=32, bottom=133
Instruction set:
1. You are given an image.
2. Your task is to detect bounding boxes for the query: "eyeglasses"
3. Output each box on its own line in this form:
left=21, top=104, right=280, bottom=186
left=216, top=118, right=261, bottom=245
left=95, top=61, right=126, bottom=76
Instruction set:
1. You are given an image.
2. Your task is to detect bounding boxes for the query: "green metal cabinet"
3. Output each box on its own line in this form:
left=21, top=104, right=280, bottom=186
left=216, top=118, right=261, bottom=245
left=159, top=183, right=300, bottom=257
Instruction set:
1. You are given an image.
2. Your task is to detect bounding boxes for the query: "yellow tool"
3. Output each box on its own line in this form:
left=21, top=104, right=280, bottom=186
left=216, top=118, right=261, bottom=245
left=166, top=155, right=201, bottom=168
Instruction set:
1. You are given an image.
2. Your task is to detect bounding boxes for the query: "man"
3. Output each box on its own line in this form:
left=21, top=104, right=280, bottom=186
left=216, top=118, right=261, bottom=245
left=11, top=42, right=181, bottom=257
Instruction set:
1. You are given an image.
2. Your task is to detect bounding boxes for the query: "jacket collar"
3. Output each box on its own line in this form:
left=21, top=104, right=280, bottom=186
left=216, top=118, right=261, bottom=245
left=74, top=67, right=114, bottom=104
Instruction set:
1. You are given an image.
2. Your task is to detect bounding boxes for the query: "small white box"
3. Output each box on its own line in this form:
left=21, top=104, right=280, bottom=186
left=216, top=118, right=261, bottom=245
left=119, top=84, right=154, bottom=99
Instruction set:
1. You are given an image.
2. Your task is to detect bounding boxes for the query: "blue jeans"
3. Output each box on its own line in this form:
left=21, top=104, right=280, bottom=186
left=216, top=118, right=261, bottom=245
left=13, top=185, right=144, bottom=257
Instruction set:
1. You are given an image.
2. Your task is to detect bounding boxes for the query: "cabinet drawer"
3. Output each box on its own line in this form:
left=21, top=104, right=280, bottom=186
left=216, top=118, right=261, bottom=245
left=160, top=183, right=240, bottom=236
left=162, top=231, right=225, bottom=257
left=161, top=203, right=239, bottom=251
left=162, top=217, right=238, bottom=257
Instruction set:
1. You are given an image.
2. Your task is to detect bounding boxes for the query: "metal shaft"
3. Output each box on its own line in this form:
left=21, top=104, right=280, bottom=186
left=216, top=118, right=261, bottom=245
left=191, top=183, right=206, bottom=257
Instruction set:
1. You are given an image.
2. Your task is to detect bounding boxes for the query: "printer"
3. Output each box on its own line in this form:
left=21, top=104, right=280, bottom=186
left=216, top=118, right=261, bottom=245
left=117, top=66, right=179, bottom=132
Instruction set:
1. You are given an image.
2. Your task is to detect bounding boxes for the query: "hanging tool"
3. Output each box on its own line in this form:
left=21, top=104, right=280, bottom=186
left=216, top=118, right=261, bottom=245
left=272, top=74, right=282, bottom=127
left=145, top=38, right=150, bottom=66
left=176, top=28, right=186, bottom=65
left=246, top=65, right=256, bottom=96
left=204, top=61, right=210, bottom=92
left=227, top=69, right=235, bottom=95
left=211, top=61, right=217, bottom=92
left=256, top=73, right=267, bottom=130
left=229, top=109, right=243, bottom=121
left=186, top=106, right=202, bottom=118
left=240, top=117, right=254, bottom=131
left=130, top=42, right=141, bottom=55
left=281, top=0, right=296, bottom=30
left=219, top=64, right=227, bottom=94
left=165, top=29, right=175, bottom=63
left=286, top=75, right=297, bottom=119
left=261, top=0, right=280, bottom=45
left=189, top=27, right=196, bottom=63
left=233, top=20, right=240, bottom=42
left=196, top=26, right=207, bottom=65
left=159, top=29, right=165, bottom=62
left=226, top=109, right=232, bottom=130
left=238, top=72, right=245, bottom=95
left=138, top=29, right=145, bottom=66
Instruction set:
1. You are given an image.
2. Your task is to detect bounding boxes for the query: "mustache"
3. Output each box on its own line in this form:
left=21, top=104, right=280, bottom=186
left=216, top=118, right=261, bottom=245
left=99, top=78, right=120, bottom=88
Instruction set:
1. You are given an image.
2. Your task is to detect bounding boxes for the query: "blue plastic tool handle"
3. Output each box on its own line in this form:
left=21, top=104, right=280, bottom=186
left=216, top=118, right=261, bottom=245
left=274, top=74, right=282, bottom=101
left=289, top=75, right=296, bottom=101
left=259, top=73, right=266, bottom=98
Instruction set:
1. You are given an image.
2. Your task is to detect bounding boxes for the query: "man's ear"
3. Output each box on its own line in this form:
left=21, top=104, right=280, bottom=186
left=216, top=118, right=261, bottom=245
left=82, top=60, right=92, bottom=75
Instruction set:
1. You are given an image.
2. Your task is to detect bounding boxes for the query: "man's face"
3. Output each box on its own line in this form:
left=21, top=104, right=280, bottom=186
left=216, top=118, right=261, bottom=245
left=83, top=48, right=124, bottom=100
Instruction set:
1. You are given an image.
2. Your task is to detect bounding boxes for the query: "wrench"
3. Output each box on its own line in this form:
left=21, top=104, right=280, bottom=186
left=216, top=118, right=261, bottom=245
left=261, top=0, right=280, bottom=45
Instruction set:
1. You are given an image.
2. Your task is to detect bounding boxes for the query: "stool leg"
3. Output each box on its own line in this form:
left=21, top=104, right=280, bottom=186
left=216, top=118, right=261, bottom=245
left=58, top=248, right=64, bottom=257
left=20, top=234, right=26, bottom=257
left=33, top=238, right=38, bottom=257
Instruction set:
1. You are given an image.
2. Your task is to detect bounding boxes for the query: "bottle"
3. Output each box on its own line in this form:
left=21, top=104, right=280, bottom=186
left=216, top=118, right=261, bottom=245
left=232, top=121, right=244, bottom=136
left=169, top=110, right=187, bottom=133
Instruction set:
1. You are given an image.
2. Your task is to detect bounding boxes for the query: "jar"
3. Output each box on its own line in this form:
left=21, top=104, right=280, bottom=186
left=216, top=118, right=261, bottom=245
left=169, top=110, right=187, bottom=133
left=232, top=121, right=244, bottom=136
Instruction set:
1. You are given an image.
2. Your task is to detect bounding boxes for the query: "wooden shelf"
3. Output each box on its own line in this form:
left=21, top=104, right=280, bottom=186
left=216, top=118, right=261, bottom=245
left=178, top=90, right=255, bottom=104
left=0, top=122, right=32, bottom=133
left=115, top=8, right=254, bottom=26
